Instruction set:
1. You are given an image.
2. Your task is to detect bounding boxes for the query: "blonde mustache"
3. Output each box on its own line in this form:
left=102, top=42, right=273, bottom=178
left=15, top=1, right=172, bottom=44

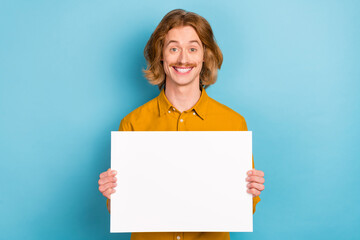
left=170, top=63, right=197, bottom=68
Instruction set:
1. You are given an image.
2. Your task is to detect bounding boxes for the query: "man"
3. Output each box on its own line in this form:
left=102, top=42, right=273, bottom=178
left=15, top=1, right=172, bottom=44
left=98, top=9, right=265, bottom=240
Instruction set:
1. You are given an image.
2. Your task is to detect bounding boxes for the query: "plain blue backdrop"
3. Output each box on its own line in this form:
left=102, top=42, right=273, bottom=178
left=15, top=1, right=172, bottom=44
left=1, top=0, right=359, bottom=239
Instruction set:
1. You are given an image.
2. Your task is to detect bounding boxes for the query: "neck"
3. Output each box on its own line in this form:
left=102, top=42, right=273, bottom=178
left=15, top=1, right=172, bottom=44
left=164, top=80, right=201, bottom=113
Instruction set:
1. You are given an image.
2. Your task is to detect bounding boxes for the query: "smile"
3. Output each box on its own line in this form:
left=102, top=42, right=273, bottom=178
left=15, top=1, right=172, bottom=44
left=173, top=66, right=193, bottom=74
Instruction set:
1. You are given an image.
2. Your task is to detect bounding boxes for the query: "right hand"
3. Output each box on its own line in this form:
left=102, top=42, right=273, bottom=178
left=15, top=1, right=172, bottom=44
left=98, top=168, right=117, bottom=199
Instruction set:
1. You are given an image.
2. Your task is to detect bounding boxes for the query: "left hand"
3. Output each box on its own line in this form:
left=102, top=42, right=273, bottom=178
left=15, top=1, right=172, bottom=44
left=246, top=169, right=265, bottom=197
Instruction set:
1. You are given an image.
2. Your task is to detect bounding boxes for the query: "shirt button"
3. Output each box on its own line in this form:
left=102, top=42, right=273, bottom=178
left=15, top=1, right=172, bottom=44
left=172, top=107, right=175, bottom=111
left=180, top=119, right=184, bottom=122
left=168, top=110, right=171, bottom=113
left=193, top=112, right=196, bottom=115
left=177, top=236, right=181, bottom=240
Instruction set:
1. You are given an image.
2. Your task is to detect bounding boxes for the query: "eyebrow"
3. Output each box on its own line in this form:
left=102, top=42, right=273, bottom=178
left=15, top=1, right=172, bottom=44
left=165, top=40, right=201, bottom=47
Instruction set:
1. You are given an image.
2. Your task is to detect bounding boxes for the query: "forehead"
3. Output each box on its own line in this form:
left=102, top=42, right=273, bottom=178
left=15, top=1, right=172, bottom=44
left=164, top=26, right=202, bottom=45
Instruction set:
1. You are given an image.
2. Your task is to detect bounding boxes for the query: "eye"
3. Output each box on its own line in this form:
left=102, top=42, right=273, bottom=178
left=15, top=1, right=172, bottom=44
left=170, top=47, right=178, bottom=52
left=190, top=48, right=197, bottom=52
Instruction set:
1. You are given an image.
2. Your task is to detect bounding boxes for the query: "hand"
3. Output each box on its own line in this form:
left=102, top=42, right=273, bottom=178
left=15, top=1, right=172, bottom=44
left=98, top=168, right=117, bottom=199
left=246, top=169, right=265, bottom=197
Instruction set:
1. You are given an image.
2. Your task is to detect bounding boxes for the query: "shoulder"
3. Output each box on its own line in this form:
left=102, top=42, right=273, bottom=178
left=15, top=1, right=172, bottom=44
left=119, top=96, right=158, bottom=131
left=206, top=95, right=248, bottom=130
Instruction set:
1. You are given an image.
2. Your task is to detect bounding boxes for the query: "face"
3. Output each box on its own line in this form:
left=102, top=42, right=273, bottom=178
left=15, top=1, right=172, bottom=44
left=162, top=26, right=204, bottom=88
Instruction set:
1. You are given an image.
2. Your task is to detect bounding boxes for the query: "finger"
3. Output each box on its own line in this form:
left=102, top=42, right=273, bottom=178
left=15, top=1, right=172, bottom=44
left=99, top=182, right=117, bottom=193
left=99, top=168, right=111, bottom=178
left=98, top=176, right=117, bottom=185
left=246, top=176, right=265, bottom=184
left=104, top=188, right=116, bottom=199
left=247, top=182, right=265, bottom=191
left=99, top=169, right=117, bottom=179
left=247, top=169, right=264, bottom=177
left=247, top=188, right=260, bottom=197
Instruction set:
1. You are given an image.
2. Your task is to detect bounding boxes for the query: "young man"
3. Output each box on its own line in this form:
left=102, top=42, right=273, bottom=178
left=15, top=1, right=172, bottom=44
left=98, top=9, right=265, bottom=240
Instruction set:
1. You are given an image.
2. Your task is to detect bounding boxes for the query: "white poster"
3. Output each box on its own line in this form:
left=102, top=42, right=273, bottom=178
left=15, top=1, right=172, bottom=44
left=110, top=131, right=253, bottom=232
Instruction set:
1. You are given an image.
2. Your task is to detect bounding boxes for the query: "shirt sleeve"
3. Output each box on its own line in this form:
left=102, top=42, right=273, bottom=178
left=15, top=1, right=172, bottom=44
left=118, top=118, right=133, bottom=131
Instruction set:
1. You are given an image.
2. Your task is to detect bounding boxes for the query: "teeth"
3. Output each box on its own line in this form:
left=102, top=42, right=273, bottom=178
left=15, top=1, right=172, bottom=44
left=174, top=67, right=192, bottom=73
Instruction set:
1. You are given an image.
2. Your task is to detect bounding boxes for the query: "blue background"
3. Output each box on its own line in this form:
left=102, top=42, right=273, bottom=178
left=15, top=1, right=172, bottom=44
left=1, top=0, right=359, bottom=239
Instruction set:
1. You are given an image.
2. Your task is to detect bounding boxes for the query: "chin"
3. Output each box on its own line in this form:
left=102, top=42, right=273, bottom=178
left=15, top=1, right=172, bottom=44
left=171, top=77, right=197, bottom=87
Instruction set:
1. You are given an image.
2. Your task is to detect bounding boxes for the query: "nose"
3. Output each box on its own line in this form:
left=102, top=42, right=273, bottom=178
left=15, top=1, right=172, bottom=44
left=178, top=48, right=189, bottom=64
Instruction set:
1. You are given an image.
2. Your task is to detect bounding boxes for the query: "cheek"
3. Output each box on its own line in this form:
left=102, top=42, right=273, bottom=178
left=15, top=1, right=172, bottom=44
left=163, top=52, right=176, bottom=63
left=163, top=64, right=171, bottom=75
left=196, top=54, right=204, bottom=65
left=162, top=60, right=174, bottom=75
left=196, top=61, right=203, bottom=71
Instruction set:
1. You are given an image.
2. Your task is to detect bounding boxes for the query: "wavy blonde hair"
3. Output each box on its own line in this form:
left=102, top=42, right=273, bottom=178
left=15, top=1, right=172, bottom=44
left=143, top=9, right=223, bottom=89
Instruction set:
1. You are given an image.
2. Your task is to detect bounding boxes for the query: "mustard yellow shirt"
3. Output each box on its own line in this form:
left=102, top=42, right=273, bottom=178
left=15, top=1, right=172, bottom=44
left=112, top=88, right=261, bottom=240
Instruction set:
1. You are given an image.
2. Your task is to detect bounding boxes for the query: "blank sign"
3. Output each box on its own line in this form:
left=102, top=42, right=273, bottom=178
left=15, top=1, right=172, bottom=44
left=110, top=131, right=253, bottom=232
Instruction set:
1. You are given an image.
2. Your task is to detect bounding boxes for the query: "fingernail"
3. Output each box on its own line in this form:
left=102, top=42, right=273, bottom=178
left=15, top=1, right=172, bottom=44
left=246, top=177, right=250, bottom=181
left=247, top=183, right=250, bottom=187
left=248, top=171, right=252, bottom=175
left=113, top=189, right=116, bottom=193
left=111, top=170, right=117, bottom=175
left=113, top=177, right=117, bottom=181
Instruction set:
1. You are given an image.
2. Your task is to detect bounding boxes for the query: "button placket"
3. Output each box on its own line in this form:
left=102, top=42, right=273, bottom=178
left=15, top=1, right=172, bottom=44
left=179, top=112, right=185, bottom=124
left=177, top=113, right=185, bottom=131
left=174, top=232, right=183, bottom=240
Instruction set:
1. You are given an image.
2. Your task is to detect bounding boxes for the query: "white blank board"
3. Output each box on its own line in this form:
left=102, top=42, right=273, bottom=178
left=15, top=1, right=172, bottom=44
left=110, top=131, right=253, bottom=233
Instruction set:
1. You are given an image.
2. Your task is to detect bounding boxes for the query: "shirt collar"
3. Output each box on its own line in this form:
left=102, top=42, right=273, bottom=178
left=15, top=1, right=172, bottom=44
left=157, top=87, right=208, bottom=120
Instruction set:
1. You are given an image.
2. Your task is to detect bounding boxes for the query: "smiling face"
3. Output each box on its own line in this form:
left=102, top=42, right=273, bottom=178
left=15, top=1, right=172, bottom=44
left=162, top=26, right=204, bottom=88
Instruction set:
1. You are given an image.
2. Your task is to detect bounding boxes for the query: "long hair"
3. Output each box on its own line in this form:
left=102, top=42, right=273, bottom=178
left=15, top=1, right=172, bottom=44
left=143, top=9, right=223, bottom=89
